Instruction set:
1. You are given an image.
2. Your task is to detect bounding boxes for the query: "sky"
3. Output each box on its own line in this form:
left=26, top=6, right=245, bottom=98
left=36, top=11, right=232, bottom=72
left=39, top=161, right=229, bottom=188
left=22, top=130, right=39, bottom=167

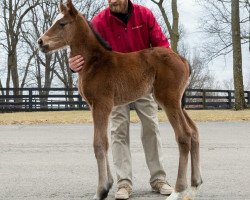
left=147, top=0, right=249, bottom=89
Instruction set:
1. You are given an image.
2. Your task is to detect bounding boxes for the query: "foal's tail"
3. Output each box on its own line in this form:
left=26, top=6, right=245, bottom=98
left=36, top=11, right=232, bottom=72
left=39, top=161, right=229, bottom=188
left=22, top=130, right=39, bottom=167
left=181, top=58, right=192, bottom=109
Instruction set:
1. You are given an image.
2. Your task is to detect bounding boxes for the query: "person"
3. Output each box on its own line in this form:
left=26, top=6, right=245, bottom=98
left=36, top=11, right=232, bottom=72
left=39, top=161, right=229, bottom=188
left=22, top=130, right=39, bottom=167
left=69, top=0, right=173, bottom=199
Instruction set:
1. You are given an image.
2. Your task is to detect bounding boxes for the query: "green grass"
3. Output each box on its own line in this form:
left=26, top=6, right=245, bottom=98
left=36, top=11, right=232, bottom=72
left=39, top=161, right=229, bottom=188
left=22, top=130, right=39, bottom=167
left=0, top=109, right=250, bottom=125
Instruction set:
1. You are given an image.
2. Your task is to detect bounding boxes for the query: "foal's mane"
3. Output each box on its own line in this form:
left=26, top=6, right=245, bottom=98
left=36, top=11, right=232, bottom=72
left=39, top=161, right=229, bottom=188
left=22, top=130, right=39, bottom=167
left=86, top=20, right=112, bottom=51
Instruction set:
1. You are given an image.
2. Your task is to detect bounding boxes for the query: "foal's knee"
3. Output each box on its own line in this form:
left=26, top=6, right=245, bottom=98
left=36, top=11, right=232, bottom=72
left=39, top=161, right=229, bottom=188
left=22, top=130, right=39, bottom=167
left=177, top=135, right=191, bottom=152
left=191, top=131, right=200, bottom=143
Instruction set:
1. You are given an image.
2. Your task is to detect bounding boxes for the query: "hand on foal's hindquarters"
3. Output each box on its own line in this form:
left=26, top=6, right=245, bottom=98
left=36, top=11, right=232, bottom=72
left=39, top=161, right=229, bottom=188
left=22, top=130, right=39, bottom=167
left=69, top=55, right=85, bottom=72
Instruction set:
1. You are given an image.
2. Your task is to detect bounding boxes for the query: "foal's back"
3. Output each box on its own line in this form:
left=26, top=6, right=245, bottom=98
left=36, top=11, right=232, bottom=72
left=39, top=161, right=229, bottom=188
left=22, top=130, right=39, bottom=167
left=80, top=47, right=189, bottom=107
left=112, top=47, right=190, bottom=107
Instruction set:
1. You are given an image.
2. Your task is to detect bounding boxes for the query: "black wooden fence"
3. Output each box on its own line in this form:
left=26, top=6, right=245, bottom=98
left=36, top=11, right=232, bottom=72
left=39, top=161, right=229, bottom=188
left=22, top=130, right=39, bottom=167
left=0, top=88, right=250, bottom=112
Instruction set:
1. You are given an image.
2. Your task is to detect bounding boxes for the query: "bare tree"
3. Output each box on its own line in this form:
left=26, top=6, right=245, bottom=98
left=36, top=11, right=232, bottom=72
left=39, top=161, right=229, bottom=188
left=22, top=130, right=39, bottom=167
left=0, top=0, right=39, bottom=96
left=242, top=0, right=250, bottom=51
left=223, top=78, right=234, bottom=90
left=198, top=0, right=249, bottom=109
left=231, top=0, right=246, bottom=109
left=0, top=0, right=106, bottom=94
left=24, top=1, right=58, bottom=87
left=198, top=0, right=249, bottom=60
left=76, top=0, right=106, bottom=20
left=179, top=44, right=215, bottom=89
left=21, top=0, right=106, bottom=87
left=150, top=0, right=179, bottom=53
left=36, top=0, right=105, bottom=85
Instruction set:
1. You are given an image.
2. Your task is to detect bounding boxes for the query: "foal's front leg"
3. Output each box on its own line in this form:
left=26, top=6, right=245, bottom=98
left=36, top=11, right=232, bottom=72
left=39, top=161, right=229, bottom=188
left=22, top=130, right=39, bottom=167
left=92, top=105, right=113, bottom=200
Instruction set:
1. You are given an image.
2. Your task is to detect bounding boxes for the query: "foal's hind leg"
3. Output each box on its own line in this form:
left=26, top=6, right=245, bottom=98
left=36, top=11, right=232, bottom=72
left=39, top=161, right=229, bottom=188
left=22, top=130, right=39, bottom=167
left=165, top=107, right=202, bottom=200
left=182, top=110, right=203, bottom=199
left=92, top=104, right=113, bottom=200
left=161, top=103, right=192, bottom=199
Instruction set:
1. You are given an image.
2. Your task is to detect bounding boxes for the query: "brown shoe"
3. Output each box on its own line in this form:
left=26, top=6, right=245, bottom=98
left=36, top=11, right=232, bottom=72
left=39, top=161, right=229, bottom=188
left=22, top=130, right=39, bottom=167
left=151, top=179, right=173, bottom=195
left=115, top=184, right=132, bottom=199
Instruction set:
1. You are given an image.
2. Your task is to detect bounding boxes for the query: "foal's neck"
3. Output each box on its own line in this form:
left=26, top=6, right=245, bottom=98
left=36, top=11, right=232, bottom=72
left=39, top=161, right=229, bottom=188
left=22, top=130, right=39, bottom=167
left=69, top=15, right=106, bottom=59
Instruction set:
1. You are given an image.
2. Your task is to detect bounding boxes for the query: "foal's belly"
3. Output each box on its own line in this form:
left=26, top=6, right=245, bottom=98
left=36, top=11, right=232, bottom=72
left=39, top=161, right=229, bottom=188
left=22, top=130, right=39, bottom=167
left=113, top=79, right=153, bottom=106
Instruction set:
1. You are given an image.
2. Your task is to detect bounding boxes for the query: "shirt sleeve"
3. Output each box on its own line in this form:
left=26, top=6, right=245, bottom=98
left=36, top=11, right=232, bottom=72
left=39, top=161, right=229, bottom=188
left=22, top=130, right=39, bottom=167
left=147, top=10, right=170, bottom=48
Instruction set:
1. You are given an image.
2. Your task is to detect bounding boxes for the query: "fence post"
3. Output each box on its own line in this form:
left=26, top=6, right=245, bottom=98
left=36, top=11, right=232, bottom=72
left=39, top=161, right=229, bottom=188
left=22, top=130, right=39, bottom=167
left=78, top=95, right=83, bottom=108
left=228, top=91, right=232, bottom=108
left=182, top=91, right=186, bottom=108
left=248, top=92, right=250, bottom=106
left=202, top=90, right=206, bottom=109
left=29, top=89, right=33, bottom=111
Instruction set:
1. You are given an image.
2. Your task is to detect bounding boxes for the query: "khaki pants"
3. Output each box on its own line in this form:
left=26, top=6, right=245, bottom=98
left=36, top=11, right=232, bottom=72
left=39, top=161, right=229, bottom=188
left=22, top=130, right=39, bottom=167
left=111, top=93, right=166, bottom=187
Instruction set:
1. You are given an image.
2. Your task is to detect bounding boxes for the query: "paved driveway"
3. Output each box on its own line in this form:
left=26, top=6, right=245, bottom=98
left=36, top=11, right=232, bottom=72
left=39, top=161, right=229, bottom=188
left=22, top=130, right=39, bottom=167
left=0, top=122, right=250, bottom=200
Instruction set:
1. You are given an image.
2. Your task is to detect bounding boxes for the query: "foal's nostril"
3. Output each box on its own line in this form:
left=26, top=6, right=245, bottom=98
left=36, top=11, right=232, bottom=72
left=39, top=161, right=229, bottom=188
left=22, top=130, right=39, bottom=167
left=38, top=38, right=43, bottom=45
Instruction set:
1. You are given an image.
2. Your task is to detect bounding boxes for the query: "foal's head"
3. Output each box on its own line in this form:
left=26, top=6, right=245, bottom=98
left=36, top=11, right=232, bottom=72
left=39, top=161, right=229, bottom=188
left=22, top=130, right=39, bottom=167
left=37, top=0, right=79, bottom=53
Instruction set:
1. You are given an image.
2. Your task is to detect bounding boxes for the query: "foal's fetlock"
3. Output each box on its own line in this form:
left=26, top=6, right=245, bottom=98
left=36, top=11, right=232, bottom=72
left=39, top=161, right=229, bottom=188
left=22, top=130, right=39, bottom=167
left=191, top=177, right=203, bottom=188
left=175, top=183, right=188, bottom=193
left=191, top=171, right=203, bottom=188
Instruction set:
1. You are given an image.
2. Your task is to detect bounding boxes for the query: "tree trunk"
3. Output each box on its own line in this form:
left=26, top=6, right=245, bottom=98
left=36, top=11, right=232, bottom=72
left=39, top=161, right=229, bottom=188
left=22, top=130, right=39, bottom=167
left=171, top=0, right=179, bottom=52
left=8, top=49, right=19, bottom=96
left=151, top=0, right=180, bottom=53
left=231, top=0, right=246, bottom=110
left=0, top=79, right=3, bottom=97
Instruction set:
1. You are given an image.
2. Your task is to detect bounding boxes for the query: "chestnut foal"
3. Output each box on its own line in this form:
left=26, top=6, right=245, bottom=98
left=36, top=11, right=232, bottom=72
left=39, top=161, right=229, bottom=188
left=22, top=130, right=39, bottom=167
left=38, top=1, right=202, bottom=199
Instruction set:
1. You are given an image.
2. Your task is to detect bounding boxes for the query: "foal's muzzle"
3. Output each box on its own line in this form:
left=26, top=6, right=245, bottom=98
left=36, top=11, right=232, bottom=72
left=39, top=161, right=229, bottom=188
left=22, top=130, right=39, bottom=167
left=37, top=38, right=49, bottom=53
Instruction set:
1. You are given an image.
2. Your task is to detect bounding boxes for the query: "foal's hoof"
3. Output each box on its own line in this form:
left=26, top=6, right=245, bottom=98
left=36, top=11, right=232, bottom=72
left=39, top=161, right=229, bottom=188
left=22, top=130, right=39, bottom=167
left=93, top=188, right=109, bottom=200
left=165, top=189, right=188, bottom=200
left=166, top=186, right=201, bottom=200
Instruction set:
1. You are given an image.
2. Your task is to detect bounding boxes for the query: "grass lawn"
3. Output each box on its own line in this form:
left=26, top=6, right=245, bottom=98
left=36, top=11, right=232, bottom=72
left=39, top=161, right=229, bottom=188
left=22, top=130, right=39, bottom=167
left=0, top=109, right=250, bottom=125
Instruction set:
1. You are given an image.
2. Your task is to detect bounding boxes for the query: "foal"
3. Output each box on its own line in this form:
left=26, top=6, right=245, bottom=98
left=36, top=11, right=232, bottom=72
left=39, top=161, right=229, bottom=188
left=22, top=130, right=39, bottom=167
left=38, top=1, right=202, bottom=199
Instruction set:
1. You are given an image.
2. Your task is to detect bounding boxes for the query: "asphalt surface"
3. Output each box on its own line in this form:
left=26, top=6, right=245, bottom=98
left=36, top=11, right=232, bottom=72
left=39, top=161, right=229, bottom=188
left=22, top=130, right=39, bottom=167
left=0, top=122, right=250, bottom=200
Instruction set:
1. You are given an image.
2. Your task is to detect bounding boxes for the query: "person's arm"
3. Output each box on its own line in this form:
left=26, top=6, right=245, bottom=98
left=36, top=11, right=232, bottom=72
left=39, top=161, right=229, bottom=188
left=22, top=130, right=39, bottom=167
left=147, top=10, right=170, bottom=48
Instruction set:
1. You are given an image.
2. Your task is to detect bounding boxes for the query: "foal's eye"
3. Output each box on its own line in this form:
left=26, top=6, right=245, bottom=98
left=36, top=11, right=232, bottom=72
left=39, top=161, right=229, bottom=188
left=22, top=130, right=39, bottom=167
left=60, top=23, right=66, bottom=28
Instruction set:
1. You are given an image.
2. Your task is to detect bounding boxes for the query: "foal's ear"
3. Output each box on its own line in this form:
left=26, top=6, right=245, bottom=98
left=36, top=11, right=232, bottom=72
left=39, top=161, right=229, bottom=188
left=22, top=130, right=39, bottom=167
left=67, top=0, right=78, bottom=16
left=59, top=0, right=67, bottom=13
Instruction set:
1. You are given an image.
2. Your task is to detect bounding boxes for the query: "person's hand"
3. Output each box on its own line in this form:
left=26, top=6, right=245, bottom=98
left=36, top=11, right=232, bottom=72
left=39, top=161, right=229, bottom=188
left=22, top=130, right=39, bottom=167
left=69, top=55, right=85, bottom=72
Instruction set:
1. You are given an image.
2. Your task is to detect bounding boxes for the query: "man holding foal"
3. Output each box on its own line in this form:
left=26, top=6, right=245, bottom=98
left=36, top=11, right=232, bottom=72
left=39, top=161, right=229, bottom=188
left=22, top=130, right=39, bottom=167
left=69, top=0, right=173, bottom=199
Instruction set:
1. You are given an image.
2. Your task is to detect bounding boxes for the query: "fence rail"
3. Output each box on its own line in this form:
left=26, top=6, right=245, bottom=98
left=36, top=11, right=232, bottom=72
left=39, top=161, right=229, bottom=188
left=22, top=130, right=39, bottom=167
left=0, top=88, right=249, bottom=112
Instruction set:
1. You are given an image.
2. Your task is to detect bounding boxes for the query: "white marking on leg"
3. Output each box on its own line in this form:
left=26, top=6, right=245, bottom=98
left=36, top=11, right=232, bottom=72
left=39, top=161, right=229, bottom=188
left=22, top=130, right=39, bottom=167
left=183, top=186, right=201, bottom=200
left=166, top=191, right=180, bottom=200
left=166, top=189, right=189, bottom=200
